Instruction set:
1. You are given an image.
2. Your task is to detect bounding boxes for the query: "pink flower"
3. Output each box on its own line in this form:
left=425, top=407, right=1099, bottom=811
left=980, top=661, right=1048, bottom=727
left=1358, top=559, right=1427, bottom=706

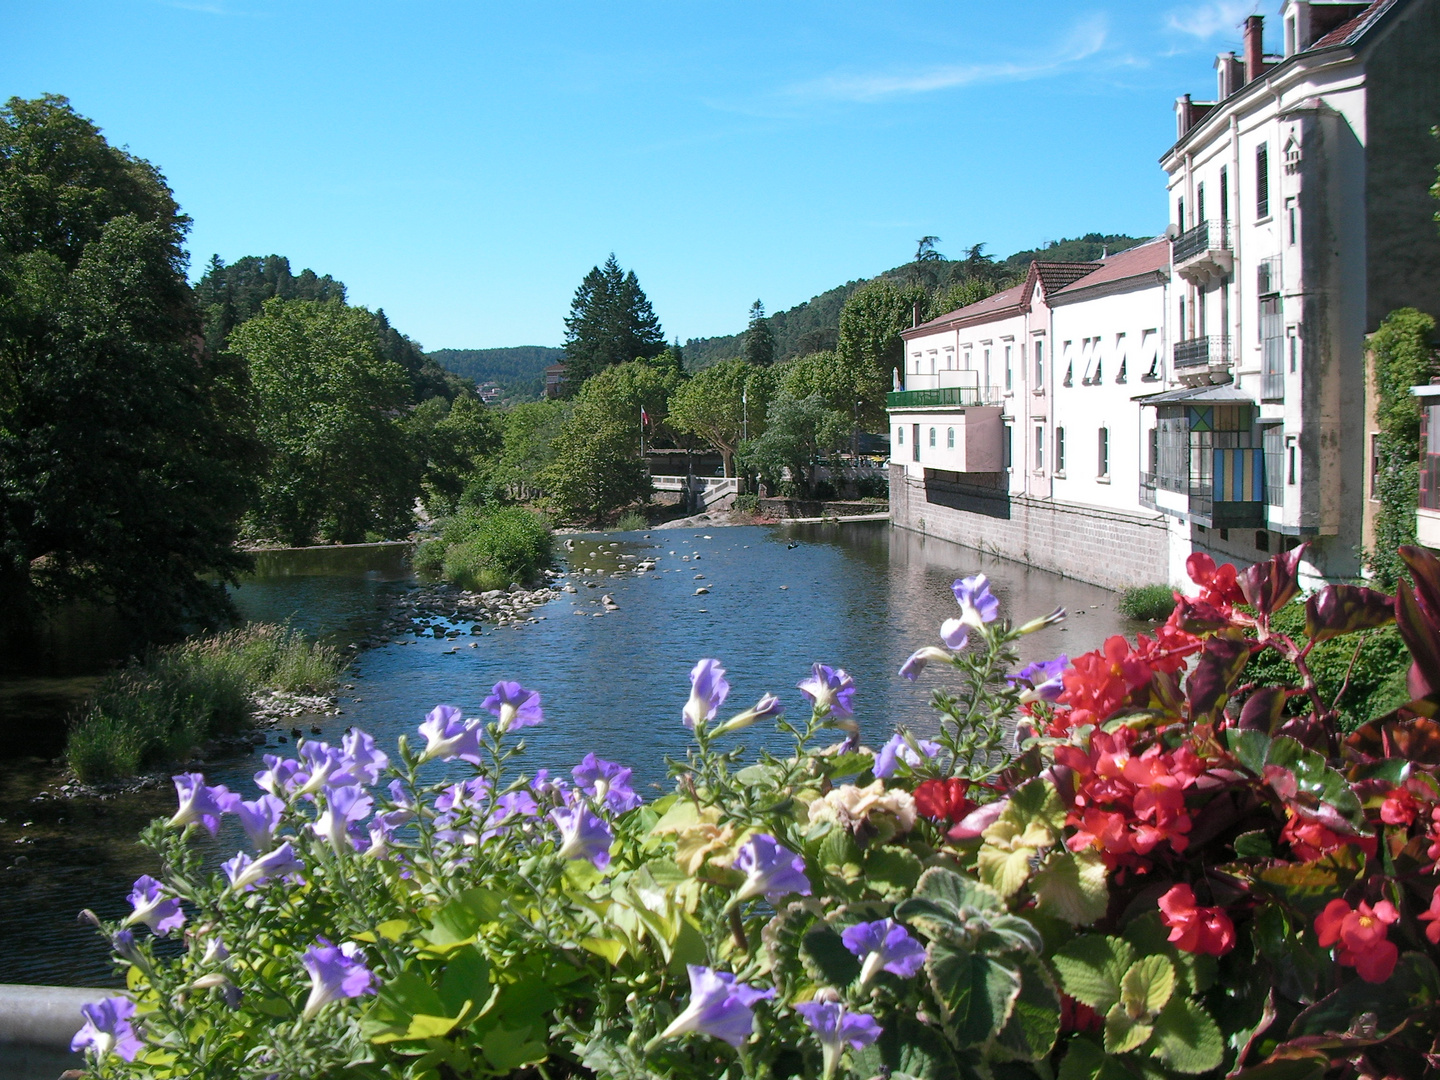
left=1157, top=884, right=1234, bottom=956
left=1315, top=898, right=1400, bottom=983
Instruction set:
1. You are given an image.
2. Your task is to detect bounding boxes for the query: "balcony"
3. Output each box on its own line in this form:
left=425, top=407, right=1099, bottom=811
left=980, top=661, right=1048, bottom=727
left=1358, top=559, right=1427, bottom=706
left=887, top=385, right=1001, bottom=409
left=1173, top=220, right=1233, bottom=286
left=1173, top=336, right=1232, bottom=383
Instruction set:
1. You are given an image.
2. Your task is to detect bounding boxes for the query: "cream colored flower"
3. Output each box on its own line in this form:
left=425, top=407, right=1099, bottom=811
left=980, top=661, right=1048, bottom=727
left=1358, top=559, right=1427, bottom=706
left=809, top=780, right=917, bottom=838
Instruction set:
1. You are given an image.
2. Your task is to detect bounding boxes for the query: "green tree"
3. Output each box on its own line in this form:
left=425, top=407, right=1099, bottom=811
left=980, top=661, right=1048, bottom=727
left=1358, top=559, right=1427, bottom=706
left=0, top=95, right=256, bottom=637
left=229, top=298, right=417, bottom=545
left=495, top=399, right=569, bottom=501
left=739, top=391, right=849, bottom=497
left=743, top=300, right=775, bottom=367
left=562, top=254, right=665, bottom=386
left=1366, top=308, right=1439, bottom=586
left=668, top=359, right=773, bottom=477
left=836, top=279, right=929, bottom=428
left=405, top=394, right=502, bottom=513
left=542, top=362, right=674, bottom=522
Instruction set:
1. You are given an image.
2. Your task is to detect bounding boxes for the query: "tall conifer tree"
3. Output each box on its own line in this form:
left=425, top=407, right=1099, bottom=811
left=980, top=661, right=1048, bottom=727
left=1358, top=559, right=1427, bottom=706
left=561, top=254, right=664, bottom=387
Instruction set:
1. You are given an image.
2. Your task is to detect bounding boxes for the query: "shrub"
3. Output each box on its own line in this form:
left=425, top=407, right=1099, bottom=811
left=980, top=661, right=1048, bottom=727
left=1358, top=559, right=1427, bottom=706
left=732, top=493, right=760, bottom=515
left=73, top=545, right=1440, bottom=1080
left=1118, top=582, right=1176, bottom=621
left=418, top=506, right=553, bottom=591
left=614, top=510, right=647, bottom=531
left=66, top=624, right=342, bottom=782
left=853, top=473, right=889, bottom=499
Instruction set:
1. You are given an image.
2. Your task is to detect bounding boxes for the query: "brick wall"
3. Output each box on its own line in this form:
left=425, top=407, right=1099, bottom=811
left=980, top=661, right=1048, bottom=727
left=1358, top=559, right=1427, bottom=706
left=889, top=464, right=1170, bottom=591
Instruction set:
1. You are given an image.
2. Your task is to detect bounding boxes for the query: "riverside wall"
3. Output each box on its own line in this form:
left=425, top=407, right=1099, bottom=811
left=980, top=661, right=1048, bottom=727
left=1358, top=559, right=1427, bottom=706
left=888, top=465, right=1171, bottom=592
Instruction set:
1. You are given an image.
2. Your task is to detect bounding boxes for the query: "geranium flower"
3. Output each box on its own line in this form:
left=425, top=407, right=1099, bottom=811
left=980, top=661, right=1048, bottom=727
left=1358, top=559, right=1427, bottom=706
left=71, top=997, right=142, bottom=1061
left=482, top=680, right=543, bottom=733
left=654, top=965, right=774, bottom=1049
left=416, top=704, right=482, bottom=764
left=873, top=732, right=941, bottom=778
left=914, top=778, right=975, bottom=824
left=550, top=802, right=613, bottom=868
left=795, top=1001, right=883, bottom=1080
left=1315, top=898, right=1400, bottom=983
left=123, top=876, right=184, bottom=936
left=841, top=918, right=926, bottom=983
left=952, top=573, right=1000, bottom=628
left=1157, top=884, right=1234, bottom=956
left=572, top=753, right=642, bottom=813
left=235, top=794, right=285, bottom=851
left=300, top=940, right=377, bottom=1019
left=683, top=658, right=730, bottom=729
left=168, top=774, right=236, bottom=836
left=733, top=833, right=810, bottom=903
left=797, top=663, right=856, bottom=718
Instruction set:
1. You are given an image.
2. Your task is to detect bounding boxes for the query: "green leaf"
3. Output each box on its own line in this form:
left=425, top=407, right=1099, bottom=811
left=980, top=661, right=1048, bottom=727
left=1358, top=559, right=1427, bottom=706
left=896, top=868, right=1005, bottom=945
left=379, top=972, right=446, bottom=1019
left=926, top=941, right=1022, bottom=1047
left=1120, top=955, right=1175, bottom=1019
left=1031, top=850, right=1110, bottom=926
left=977, top=836, right=1038, bottom=900
left=1232, top=830, right=1274, bottom=859
left=1147, top=996, right=1224, bottom=1074
left=1290, top=950, right=1440, bottom=1038
left=437, top=945, right=490, bottom=1019
left=994, top=950, right=1061, bottom=1062
left=863, top=845, right=923, bottom=900
left=849, top=1015, right=960, bottom=1080
left=1057, top=1035, right=1134, bottom=1080
left=481, top=1020, right=548, bottom=1072
left=1052, top=935, right=1136, bottom=1013
left=579, top=937, right=625, bottom=964
left=1103, top=1002, right=1153, bottom=1055
left=819, top=825, right=864, bottom=878
left=423, top=888, right=504, bottom=948
left=801, top=921, right=862, bottom=988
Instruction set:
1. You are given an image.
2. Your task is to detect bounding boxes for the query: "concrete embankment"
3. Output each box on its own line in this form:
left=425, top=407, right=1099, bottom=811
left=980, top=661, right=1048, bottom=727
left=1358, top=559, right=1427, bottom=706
left=0, top=983, right=108, bottom=1077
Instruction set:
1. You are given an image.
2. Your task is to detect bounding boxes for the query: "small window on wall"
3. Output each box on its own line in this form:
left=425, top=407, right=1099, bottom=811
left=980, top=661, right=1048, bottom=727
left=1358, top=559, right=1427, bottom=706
left=928, top=427, right=936, bottom=447
left=1286, top=435, right=1298, bottom=484
left=1256, top=143, right=1270, bottom=219
left=1034, top=426, right=1045, bottom=471
left=1371, top=433, right=1381, bottom=499
left=1034, top=340, right=1045, bottom=384
left=1286, top=197, right=1297, bottom=245
left=946, top=427, right=955, bottom=449
left=1003, top=425, right=1013, bottom=470
left=1005, top=346, right=1013, bottom=392
left=1098, top=427, right=1110, bottom=477
left=1056, top=427, right=1067, bottom=473
left=896, top=427, right=904, bottom=445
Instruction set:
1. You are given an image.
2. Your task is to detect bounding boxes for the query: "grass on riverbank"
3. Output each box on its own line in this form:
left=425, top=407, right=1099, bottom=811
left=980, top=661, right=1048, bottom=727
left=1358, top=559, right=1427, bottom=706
left=1119, top=583, right=1177, bottom=621
left=66, top=624, right=344, bottom=783
left=414, top=506, right=553, bottom=591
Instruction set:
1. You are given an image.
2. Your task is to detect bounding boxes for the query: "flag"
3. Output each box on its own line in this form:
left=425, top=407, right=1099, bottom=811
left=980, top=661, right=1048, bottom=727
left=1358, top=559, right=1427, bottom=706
left=641, top=407, right=650, bottom=427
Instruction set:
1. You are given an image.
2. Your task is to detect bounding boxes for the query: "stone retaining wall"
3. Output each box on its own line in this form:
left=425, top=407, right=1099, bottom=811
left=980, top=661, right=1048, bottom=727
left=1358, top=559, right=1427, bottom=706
left=758, top=498, right=888, bottom=520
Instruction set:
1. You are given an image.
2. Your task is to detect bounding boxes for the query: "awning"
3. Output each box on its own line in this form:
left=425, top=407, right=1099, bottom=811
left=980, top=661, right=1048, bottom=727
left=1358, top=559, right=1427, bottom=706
left=1132, top=383, right=1256, bottom=405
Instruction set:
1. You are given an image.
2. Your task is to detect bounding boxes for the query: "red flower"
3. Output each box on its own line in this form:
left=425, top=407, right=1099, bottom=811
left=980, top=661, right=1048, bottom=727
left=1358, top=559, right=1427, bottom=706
left=1058, top=636, right=1152, bottom=725
left=1131, top=611, right=1203, bottom=674
left=1280, top=808, right=1376, bottom=862
left=1187, top=553, right=1245, bottom=609
left=1382, top=786, right=1422, bottom=827
left=1158, top=884, right=1235, bottom=956
left=1314, top=898, right=1399, bottom=983
left=914, top=778, right=974, bottom=824
left=1059, top=994, right=1103, bottom=1034
left=1418, top=889, right=1440, bottom=945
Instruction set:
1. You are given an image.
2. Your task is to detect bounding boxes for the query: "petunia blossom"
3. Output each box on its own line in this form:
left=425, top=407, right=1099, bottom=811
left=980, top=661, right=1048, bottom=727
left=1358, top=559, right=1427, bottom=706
left=254, top=755, right=303, bottom=799
left=797, top=664, right=856, bottom=718
left=841, top=918, right=926, bottom=984
left=340, top=729, right=389, bottom=785
left=683, top=658, right=730, bottom=729
left=225, top=842, right=304, bottom=893
left=711, top=693, right=784, bottom=736
left=71, top=997, right=143, bottom=1062
left=1157, top=884, right=1235, bottom=956
left=124, top=875, right=185, bottom=937
left=550, top=802, right=614, bottom=868
left=873, top=732, right=941, bottom=779
left=795, top=1001, right=883, bottom=1080
left=311, top=785, right=374, bottom=852
left=572, top=753, right=642, bottom=813
left=235, top=794, right=285, bottom=852
left=482, top=681, right=544, bottom=733
left=952, top=573, right=1000, bottom=628
left=300, top=940, right=378, bottom=1020
left=939, top=619, right=970, bottom=650
left=733, top=833, right=810, bottom=903
left=899, top=646, right=952, bottom=682
left=1010, top=655, right=1069, bottom=703
left=416, top=704, right=482, bottom=765
left=168, top=774, right=236, bottom=836
left=654, top=965, right=774, bottom=1049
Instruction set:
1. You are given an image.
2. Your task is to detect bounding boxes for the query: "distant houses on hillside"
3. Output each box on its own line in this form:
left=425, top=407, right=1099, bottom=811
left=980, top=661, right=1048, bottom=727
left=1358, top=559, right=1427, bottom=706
left=888, top=0, right=1440, bottom=590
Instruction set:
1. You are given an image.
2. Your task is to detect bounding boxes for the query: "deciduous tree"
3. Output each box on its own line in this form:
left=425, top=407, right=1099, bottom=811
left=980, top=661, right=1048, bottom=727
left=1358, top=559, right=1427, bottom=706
left=668, top=360, right=772, bottom=477
left=739, top=391, right=849, bottom=497
left=836, top=279, right=928, bottom=428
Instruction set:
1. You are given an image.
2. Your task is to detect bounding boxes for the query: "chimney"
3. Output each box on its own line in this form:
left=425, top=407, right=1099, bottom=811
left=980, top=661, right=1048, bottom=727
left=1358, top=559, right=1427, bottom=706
left=1244, top=15, right=1264, bottom=83
left=1176, top=94, right=1194, bottom=139
left=912, top=301, right=920, bottom=328
left=1215, top=51, right=1243, bottom=98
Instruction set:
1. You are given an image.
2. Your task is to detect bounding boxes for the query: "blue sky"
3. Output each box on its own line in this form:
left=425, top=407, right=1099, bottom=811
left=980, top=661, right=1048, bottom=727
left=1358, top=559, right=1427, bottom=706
left=4, top=1, right=1275, bottom=350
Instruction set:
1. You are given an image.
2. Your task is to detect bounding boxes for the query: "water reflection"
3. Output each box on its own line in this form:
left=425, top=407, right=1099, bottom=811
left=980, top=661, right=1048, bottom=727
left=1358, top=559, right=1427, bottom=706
left=0, top=522, right=1138, bottom=986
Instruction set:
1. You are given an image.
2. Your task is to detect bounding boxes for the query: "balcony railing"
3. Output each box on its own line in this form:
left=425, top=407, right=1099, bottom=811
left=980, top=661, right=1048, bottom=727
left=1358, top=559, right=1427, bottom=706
left=1173, top=220, right=1230, bottom=263
left=1173, top=336, right=1231, bottom=371
left=1140, top=471, right=1157, bottom=509
left=887, top=386, right=1000, bottom=409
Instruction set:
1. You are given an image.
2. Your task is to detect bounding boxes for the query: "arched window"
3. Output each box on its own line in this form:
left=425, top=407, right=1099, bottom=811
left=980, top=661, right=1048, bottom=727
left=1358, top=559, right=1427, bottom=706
left=897, top=427, right=904, bottom=445
left=928, top=427, right=936, bottom=447
left=946, top=427, right=955, bottom=449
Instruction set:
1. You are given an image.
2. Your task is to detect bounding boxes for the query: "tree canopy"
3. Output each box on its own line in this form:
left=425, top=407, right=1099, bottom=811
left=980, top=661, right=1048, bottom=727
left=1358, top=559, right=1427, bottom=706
left=0, top=94, right=255, bottom=637
left=562, top=254, right=665, bottom=386
left=743, top=300, right=775, bottom=367
left=668, top=359, right=772, bottom=477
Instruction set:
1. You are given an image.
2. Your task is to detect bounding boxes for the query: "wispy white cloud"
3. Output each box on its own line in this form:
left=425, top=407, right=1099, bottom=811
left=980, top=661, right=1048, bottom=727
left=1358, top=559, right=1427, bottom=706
left=1164, top=1, right=1259, bottom=40
left=152, top=0, right=247, bottom=14
left=779, top=15, right=1109, bottom=104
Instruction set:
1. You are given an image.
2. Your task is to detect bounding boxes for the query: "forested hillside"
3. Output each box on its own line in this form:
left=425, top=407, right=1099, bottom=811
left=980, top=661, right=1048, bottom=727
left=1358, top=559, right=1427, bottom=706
left=427, top=346, right=565, bottom=400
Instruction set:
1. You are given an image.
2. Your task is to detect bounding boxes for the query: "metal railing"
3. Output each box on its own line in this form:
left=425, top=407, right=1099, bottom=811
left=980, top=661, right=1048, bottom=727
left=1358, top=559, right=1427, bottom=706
left=1140, top=471, right=1157, bottom=509
left=887, top=385, right=1000, bottom=409
left=1173, top=336, right=1231, bottom=370
left=1256, top=255, right=1281, bottom=295
left=1173, top=220, right=1231, bottom=263
left=1423, top=454, right=1440, bottom=511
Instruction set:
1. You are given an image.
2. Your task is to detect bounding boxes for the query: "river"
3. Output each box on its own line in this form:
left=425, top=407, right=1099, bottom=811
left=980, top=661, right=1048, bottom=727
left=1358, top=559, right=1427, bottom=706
left=0, top=521, right=1141, bottom=988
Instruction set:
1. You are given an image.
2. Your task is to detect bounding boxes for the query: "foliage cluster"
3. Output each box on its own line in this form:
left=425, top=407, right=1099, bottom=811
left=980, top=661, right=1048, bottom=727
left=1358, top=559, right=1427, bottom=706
left=425, top=347, right=564, bottom=403
left=66, top=624, right=342, bottom=782
left=1119, top=584, right=1179, bottom=622
left=561, top=254, right=666, bottom=386
left=413, top=506, right=552, bottom=592
left=72, top=542, right=1440, bottom=1080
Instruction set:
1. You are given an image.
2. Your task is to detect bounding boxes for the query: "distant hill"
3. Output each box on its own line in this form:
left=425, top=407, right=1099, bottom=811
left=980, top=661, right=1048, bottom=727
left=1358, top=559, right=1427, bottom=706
left=427, top=346, right=563, bottom=401
left=682, top=232, right=1148, bottom=370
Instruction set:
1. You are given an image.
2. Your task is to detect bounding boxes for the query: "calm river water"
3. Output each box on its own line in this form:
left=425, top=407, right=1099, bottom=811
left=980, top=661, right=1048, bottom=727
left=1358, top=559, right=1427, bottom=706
left=0, top=521, right=1140, bottom=988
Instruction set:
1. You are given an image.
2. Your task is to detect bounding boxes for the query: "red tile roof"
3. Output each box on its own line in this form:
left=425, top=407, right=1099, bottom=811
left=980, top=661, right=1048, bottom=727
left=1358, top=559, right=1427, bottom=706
left=1052, top=237, right=1170, bottom=297
left=1311, top=0, right=1394, bottom=47
left=905, top=281, right=1028, bottom=335
left=904, top=260, right=1107, bottom=336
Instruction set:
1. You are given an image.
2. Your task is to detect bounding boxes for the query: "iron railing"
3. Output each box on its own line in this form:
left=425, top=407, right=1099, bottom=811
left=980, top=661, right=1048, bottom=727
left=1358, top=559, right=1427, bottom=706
left=1173, top=336, right=1231, bottom=370
left=887, top=386, right=1000, bottom=409
left=1173, top=220, right=1231, bottom=263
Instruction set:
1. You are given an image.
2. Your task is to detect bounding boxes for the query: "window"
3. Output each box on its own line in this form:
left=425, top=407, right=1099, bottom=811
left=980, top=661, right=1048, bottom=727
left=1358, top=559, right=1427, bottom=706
left=928, top=427, right=936, bottom=448
left=1057, top=427, right=1067, bottom=473
left=1004, top=345, right=1013, bottom=392
left=1197, top=182, right=1205, bottom=224
left=1179, top=296, right=1187, bottom=338
left=1289, top=331, right=1299, bottom=373
left=1114, top=333, right=1127, bottom=383
left=1255, top=531, right=1270, bottom=552
left=963, top=350, right=971, bottom=369
left=1264, top=425, right=1284, bottom=506
left=1177, top=197, right=1185, bottom=230
left=1286, top=435, right=1297, bottom=484
left=983, top=348, right=991, bottom=388
left=1256, top=143, right=1270, bottom=219
left=1286, top=197, right=1298, bottom=245
left=1370, top=432, right=1381, bottom=499
left=1142, top=330, right=1161, bottom=380
left=1098, top=427, right=1110, bottom=477
left=1035, top=426, right=1045, bottom=471
left=1003, top=425, right=1013, bottom=470
left=1220, top=166, right=1229, bottom=223
left=1034, top=339, right=1044, bottom=385
left=946, top=427, right=955, bottom=449
left=912, top=424, right=920, bottom=463
left=896, top=427, right=904, bottom=445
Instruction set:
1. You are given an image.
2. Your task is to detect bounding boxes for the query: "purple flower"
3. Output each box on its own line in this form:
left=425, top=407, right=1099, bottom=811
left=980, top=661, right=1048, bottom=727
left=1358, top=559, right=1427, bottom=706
left=795, top=1001, right=883, bottom=1080
left=311, top=785, right=374, bottom=851
left=295, top=741, right=356, bottom=797
left=655, top=965, right=775, bottom=1049
left=110, top=929, right=143, bottom=967
left=898, top=646, right=952, bottom=682
left=255, top=755, right=303, bottom=799
left=529, top=768, right=568, bottom=801
left=167, top=773, right=236, bottom=835
left=340, top=729, right=389, bottom=785
left=797, top=664, right=856, bottom=719
left=387, top=778, right=417, bottom=812
left=712, top=693, right=784, bottom=735
left=300, top=940, right=378, bottom=1020
left=123, top=875, right=184, bottom=936
left=1009, top=654, right=1069, bottom=703
left=550, top=802, right=613, bottom=868
left=683, top=658, right=730, bottom=729
left=841, top=918, right=926, bottom=982
left=71, top=996, right=142, bottom=1062
left=873, top=733, right=942, bottom=779
left=434, top=777, right=491, bottom=813
left=572, top=753, right=642, bottom=813
left=733, top=833, right=810, bottom=903
left=482, top=790, right=538, bottom=841
left=953, top=573, right=1000, bottom=629
left=225, top=842, right=304, bottom=892
left=482, top=681, right=544, bottom=733
left=235, top=794, right=285, bottom=851
left=939, top=619, right=969, bottom=650
left=416, top=705, right=482, bottom=765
